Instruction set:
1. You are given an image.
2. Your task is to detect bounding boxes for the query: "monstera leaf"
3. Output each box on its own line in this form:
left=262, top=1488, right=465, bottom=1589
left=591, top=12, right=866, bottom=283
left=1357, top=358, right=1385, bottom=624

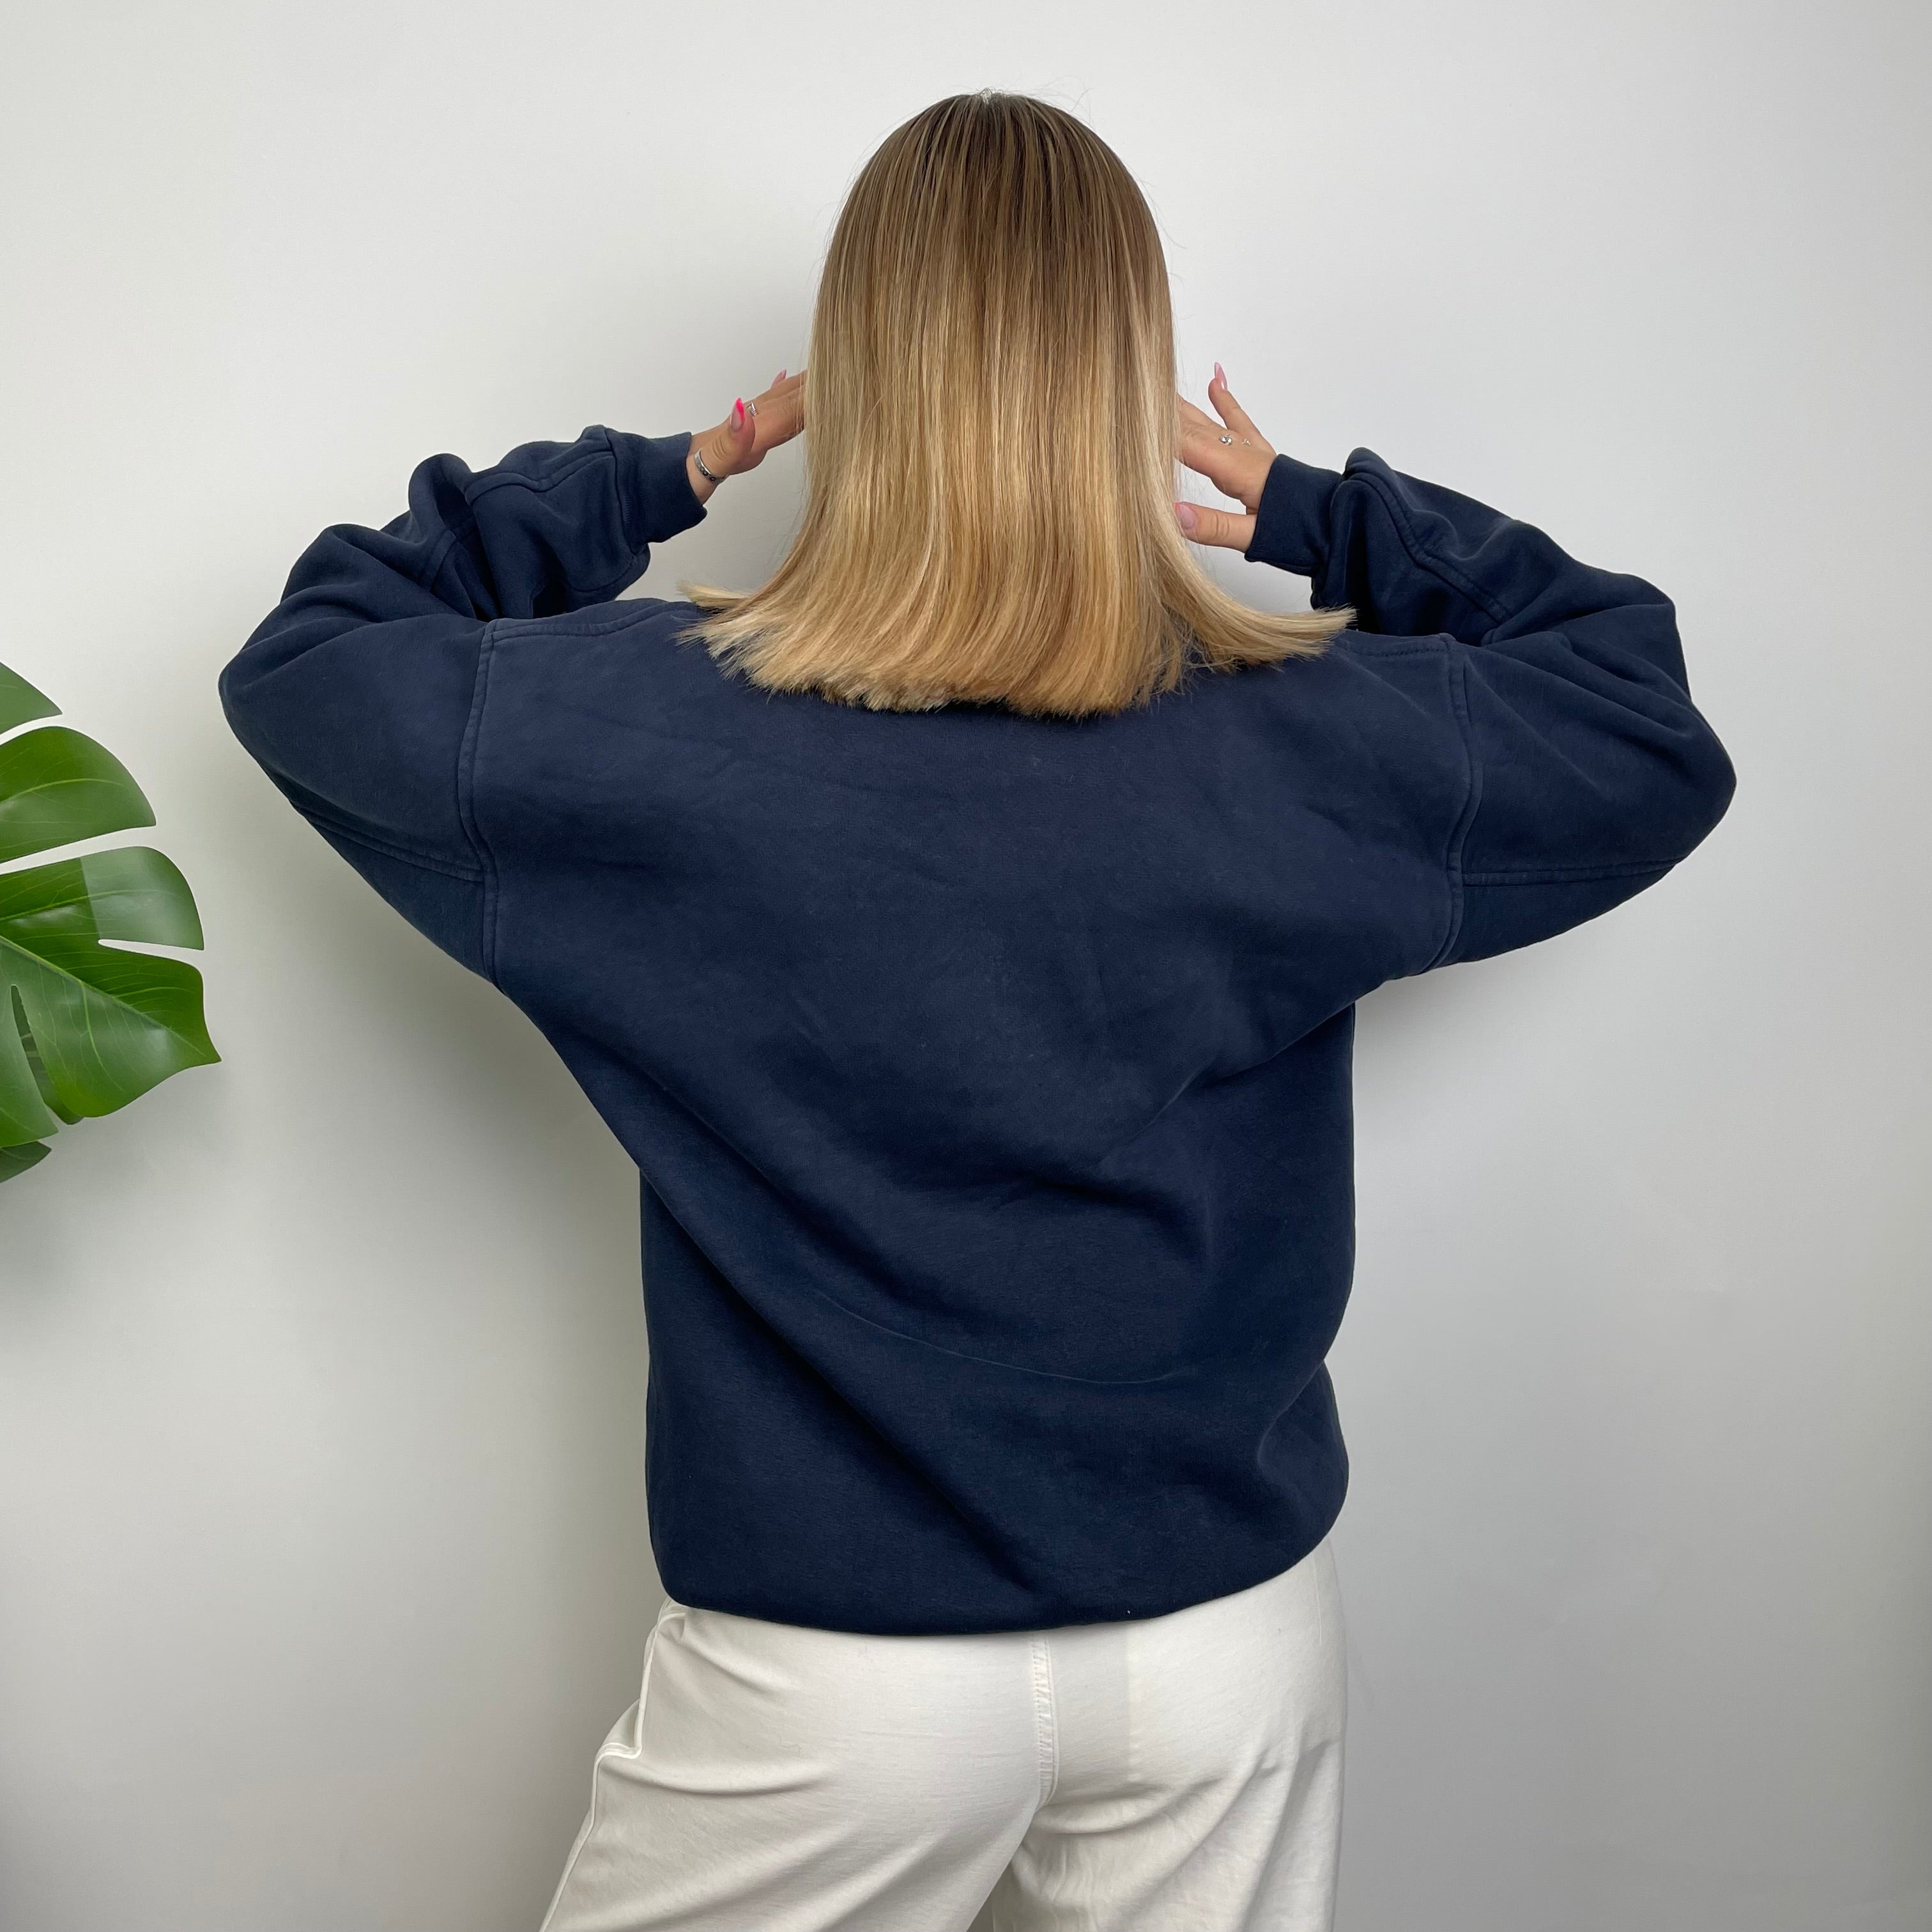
left=0, top=658, right=218, bottom=1181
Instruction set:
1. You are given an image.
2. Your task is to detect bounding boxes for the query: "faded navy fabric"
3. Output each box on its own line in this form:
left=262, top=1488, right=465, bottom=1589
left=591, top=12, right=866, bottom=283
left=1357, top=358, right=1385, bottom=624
left=220, top=426, right=1736, bottom=1635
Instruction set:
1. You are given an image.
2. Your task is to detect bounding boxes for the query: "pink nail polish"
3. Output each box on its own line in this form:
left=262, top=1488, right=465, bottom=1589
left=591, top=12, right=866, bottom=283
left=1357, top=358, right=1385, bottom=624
left=1213, top=362, right=1226, bottom=388
left=733, top=397, right=745, bottom=426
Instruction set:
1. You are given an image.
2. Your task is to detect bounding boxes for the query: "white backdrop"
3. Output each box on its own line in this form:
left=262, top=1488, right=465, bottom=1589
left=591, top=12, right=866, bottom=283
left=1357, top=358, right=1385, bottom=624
left=3, top=4, right=1926, bottom=1928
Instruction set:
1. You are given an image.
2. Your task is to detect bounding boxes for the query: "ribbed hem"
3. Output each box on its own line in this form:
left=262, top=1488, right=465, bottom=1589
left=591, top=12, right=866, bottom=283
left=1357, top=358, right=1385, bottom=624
left=1244, top=453, right=1341, bottom=578
left=603, top=427, right=709, bottom=551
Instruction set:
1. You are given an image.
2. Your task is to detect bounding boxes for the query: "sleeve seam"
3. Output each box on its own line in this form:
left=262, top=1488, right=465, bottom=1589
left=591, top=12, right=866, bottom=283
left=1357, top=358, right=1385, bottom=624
left=571, top=547, right=652, bottom=611
left=415, top=521, right=468, bottom=601
left=464, top=441, right=614, bottom=510
left=1344, top=457, right=1516, bottom=632
left=456, top=620, right=503, bottom=986
left=424, top=441, right=624, bottom=608
left=604, top=424, right=651, bottom=553
left=1463, top=858, right=1677, bottom=885
left=1422, top=642, right=1479, bottom=971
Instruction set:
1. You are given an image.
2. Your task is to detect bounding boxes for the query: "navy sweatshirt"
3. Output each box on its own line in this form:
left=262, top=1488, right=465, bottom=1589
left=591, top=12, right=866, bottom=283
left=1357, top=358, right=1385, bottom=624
left=220, top=425, right=1735, bottom=1635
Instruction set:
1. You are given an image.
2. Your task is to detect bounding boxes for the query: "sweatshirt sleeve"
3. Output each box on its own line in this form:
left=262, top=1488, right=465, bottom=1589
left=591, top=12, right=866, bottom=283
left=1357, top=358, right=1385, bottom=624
left=1244, top=448, right=1736, bottom=964
left=218, top=426, right=706, bottom=976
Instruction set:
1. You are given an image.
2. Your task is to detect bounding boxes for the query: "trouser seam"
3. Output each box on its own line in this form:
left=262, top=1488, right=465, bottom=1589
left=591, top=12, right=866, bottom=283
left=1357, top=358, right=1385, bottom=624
left=540, top=1596, right=677, bottom=1932
left=1030, top=1634, right=1059, bottom=1805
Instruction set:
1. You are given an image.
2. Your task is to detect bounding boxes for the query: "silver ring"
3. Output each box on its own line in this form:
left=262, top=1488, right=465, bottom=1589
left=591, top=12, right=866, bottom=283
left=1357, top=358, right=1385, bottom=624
left=1219, top=434, right=1233, bottom=445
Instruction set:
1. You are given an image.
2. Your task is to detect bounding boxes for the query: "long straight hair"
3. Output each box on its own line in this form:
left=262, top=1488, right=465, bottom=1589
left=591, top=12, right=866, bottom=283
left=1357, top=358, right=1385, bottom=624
left=677, top=91, right=1351, bottom=719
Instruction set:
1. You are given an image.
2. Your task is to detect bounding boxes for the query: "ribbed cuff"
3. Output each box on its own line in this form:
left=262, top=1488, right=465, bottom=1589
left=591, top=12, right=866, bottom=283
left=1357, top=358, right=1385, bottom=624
left=1244, top=454, right=1341, bottom=577
left=604, top=427, right=709, bottom=551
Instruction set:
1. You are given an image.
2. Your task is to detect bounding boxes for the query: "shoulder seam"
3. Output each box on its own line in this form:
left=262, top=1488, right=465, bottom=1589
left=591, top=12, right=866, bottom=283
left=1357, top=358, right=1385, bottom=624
left=300, top=808, right=484, bottom=884
left=489, top=597, right=697, bottom=645
left=1331, top=637, right=1445, bottom=661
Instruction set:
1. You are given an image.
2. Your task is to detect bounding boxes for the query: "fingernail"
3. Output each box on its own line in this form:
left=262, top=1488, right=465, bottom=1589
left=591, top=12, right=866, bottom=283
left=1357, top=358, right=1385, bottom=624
left=732, top=397, right=745, bottom=427
left=1213, top=362, right=1226, bottom=388
left=1175, top=500, right=1200, bottom=535
left=776, top=368, right=788, bottom=381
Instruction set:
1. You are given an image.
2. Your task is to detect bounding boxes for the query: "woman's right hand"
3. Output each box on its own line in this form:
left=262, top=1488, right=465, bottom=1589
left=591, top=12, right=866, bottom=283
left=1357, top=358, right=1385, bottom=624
left=686, top=368, right=808, bottom=505
left=1174, top=365, right=1277, bottom=551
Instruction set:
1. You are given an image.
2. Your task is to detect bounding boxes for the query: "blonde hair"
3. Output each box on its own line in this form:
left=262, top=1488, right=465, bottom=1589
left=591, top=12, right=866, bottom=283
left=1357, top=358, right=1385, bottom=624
left=676, top=90, right=1351, bottom=719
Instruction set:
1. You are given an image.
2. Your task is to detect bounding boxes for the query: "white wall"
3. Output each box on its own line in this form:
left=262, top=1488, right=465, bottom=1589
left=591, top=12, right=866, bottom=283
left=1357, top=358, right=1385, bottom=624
left=1, top=4, right=1924, bottom=1928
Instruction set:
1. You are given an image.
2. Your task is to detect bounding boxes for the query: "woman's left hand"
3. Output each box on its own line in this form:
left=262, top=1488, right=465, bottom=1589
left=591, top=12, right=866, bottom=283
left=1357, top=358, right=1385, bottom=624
left=686, top=369, right=808, bottom=505
left=1174, top=365, right=1277, bottom=551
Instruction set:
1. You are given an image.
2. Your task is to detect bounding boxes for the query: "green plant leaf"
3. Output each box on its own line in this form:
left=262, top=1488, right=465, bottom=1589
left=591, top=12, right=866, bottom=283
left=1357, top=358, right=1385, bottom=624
left=0, top=663, right=59, bottom=734
left=0, top=1140, right=50, bottom=1180
left=0, top=660, right=217, bottom=1183
left=0, top=847, right=218, bottom=1146
left=0, top=725, right=157, bottom=864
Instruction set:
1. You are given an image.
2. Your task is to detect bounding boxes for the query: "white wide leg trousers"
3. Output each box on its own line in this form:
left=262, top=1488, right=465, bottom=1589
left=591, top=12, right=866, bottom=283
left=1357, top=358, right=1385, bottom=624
left=541, top=1537, right=1347, bottom=1932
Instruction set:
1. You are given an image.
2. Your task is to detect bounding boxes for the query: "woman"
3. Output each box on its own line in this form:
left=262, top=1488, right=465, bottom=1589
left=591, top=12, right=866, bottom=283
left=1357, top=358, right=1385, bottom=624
left=220, top=90, right=1734, bottom=1932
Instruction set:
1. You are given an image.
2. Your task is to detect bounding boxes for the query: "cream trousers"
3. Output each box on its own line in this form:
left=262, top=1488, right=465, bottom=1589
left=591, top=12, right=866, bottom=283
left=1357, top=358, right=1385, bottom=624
left=540, top=1537, right=1347, bottom=1932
